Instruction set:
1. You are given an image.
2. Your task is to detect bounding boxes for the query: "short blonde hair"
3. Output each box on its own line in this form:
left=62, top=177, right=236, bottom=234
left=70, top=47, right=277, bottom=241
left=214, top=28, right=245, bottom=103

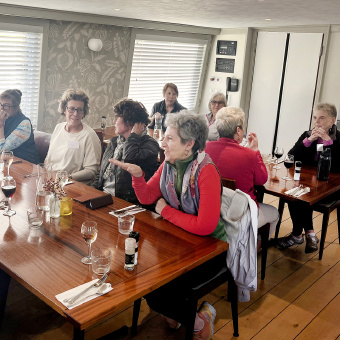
left=216, top=107, right=245, bottom=138
left=315, top=103, right=337, bottom=119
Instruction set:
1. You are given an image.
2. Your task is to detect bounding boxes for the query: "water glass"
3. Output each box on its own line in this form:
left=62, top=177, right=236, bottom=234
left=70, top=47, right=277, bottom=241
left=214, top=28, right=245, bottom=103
left=118, top=214, right=135, bottom=235
left=60, top=197, right=73, bottom=216
left=91, top=248, right=112, bottom=275
left=27, top=209, right=44, bottom=229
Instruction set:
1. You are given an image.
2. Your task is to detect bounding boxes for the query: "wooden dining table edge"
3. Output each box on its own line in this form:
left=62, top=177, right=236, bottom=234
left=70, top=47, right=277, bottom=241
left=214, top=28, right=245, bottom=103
left=64, top=241, right=229, bottom=330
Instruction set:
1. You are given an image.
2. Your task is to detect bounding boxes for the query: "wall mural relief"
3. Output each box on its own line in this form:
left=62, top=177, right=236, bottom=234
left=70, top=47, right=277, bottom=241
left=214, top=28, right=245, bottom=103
left=43, top=20, right=131, bottom=132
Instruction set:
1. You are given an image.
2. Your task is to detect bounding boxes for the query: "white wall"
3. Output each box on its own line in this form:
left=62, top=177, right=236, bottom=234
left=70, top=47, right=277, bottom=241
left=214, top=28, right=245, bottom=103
left=320, top=26, right=340, bottom=112
left=199, top=29, right=248, bottom=115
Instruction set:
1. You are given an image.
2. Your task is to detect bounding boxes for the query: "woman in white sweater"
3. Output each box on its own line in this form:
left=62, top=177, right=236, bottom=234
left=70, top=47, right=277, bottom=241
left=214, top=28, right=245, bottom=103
left=45, top=89, right=101, bottom=184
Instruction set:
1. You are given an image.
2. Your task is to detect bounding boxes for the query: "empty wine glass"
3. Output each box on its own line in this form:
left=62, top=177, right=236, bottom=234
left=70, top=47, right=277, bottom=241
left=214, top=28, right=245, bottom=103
left=283, top=154, right=294, bottom=180
left=1, top=151, right=14, bottom=178
left=273, top=147, right=284, bottom=169
left=56, top=170, right=68, bottom=188
left=1, top=177, right=16, bottom=216
left=81, top=221, right=98, bottom=264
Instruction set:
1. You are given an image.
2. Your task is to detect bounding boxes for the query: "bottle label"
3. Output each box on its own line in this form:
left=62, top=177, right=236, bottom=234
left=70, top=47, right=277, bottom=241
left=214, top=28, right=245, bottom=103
left=125, top=253, right=135, bottom=265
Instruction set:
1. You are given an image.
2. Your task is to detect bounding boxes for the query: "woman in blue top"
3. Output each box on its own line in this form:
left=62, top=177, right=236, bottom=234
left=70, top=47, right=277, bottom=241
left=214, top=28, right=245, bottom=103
left=0, top=89, right=39, bottom=164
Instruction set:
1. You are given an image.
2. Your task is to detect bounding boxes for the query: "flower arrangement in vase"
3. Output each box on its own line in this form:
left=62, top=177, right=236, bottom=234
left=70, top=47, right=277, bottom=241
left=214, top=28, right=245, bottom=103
left=43, top=178, right=66, bottom=218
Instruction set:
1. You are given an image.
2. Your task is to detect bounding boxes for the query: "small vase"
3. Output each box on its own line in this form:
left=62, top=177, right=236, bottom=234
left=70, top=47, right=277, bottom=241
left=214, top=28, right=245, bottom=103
left=49, top=195, right=60, bottom=219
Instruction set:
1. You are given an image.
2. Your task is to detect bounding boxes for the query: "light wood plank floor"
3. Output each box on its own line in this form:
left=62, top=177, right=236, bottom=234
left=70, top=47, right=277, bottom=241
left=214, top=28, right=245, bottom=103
left=1, top=194, right=340, bottom=340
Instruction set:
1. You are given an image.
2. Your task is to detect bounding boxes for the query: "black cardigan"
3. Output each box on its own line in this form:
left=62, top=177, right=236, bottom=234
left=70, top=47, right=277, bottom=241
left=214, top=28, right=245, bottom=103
left=288, top=130, right=340, bottom=173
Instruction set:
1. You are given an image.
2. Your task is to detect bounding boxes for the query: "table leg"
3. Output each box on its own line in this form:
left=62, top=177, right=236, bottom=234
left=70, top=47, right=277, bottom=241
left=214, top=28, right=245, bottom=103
left=0, top=269, right=11, bottom=327
left=73, top=327, right=84, bottom=340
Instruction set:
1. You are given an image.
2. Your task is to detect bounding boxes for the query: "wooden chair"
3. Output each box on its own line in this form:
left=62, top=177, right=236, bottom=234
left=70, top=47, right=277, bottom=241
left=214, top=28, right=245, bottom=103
left=221, top=178, right=269, bottom=280
left=131, top=252, right=239, bottom=338
left=275, top=197, right=340, bottom=260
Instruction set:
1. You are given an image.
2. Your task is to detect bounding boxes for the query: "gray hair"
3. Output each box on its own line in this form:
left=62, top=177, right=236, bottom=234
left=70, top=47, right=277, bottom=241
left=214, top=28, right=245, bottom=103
left=315, top=103, right=337, bottom=119
left=216, top=107, right=245, bottom=138
left=165, top=110, right=208, bottom=153
left=208, top=92, right=227, bottom=111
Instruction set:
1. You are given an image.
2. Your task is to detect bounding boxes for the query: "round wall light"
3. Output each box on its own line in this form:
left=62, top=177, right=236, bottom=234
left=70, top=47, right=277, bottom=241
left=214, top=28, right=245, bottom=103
left=88, top=38, right=103, bottom=52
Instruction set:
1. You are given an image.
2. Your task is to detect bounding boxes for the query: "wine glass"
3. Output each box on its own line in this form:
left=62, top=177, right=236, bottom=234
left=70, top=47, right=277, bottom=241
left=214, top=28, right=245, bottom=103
left=1, top=151, right=14, bottom=178
left=81, top=221, right=98, bottom=264
left=283, top=154, right=294, bottom=180
left=56, top=170, right=68, bottom=188
left=1, top=177, right=16, bottom=216
left=273, top=147, right=284, bottom=169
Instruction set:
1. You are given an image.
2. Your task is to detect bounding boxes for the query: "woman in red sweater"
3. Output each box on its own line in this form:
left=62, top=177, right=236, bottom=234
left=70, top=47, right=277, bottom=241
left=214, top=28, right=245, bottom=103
left=111, top=111, right=223, bottom=340
left=205, top=106, right=279, bottom=242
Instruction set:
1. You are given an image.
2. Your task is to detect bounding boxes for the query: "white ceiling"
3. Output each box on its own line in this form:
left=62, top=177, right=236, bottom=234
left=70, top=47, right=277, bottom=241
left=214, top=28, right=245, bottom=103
left=1, top=0, right=340, bottom=29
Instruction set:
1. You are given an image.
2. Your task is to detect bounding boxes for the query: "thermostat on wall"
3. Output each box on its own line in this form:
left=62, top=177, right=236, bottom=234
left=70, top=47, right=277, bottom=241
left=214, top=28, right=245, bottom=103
left=216, top=41, right=237, bottom=56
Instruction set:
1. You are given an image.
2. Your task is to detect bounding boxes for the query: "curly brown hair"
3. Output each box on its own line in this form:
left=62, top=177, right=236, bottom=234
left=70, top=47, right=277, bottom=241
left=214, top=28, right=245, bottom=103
left=58, top=89, right=89, bottom=116
left=114, top=99, right=150, bottom=127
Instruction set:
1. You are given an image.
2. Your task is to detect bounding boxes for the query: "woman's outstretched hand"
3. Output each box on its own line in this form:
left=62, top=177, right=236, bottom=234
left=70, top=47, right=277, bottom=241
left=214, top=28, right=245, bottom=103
left=109, top=159, right=143, bottom=178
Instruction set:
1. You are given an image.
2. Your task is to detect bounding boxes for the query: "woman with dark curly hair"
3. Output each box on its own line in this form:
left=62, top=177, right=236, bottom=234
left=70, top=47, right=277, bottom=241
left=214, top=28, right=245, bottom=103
left=0, top=89, right=39, bottom=164
left=45, top=89, right=101, bottom=184
left=92, top=98, right=159, bottom=203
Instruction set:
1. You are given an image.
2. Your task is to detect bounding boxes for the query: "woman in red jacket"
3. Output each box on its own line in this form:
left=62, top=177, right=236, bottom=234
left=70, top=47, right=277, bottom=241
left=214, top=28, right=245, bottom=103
left=205, top=106, right=279, bottom=243
left=112, top=111, right=223, bottom=340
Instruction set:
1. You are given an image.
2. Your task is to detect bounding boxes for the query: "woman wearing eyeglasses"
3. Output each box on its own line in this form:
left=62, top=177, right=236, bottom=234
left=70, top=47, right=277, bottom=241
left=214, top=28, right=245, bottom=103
left=45, top=89, right=101, bottom=184
left=0, top=89, right=39, bottom=164
left=205, top=92, right=227, bottom=141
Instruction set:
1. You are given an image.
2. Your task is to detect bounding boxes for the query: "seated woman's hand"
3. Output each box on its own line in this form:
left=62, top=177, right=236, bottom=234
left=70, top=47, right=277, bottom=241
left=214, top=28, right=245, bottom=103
left=247, top=132, right=259, bottom=151
left=109, top=159, right=143, bottom=178
left=155, top=198, right=168, bottom=214
left=131, top=122, right=146, bottom=135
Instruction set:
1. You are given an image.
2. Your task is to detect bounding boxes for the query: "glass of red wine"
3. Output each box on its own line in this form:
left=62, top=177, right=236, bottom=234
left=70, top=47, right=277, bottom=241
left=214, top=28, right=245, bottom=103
left=1, top=177, right=16, bottom=216
left=273, top=147, right=284, bottom=169
left=283, top=154, right=294, bottom=180
left=81, top=221, right=98, bottom=264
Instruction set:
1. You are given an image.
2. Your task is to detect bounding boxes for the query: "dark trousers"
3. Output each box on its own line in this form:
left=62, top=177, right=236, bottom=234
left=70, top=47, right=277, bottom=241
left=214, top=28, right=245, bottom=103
left=145, top=253, right=226, bottom=323
left=288, top=201, right=314, bottom=236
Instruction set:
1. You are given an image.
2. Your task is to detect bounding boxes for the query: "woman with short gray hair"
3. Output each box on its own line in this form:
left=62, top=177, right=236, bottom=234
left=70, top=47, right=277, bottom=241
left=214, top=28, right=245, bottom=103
left=205, top=92, right=227, bottom=141
left=111, top=110, right=224, bottom=339
left=206, top=106, right=279, bottom=247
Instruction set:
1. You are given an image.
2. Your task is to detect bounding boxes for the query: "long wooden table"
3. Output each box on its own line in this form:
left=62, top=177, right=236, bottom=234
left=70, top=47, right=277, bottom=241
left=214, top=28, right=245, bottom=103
left=0, top=160, right=228, bottom=338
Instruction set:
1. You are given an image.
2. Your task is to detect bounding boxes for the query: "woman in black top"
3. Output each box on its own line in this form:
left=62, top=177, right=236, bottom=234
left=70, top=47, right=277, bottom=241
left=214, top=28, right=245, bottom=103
left=277, top=103, right=340, bottom=253
left=148, top=83, right=186, bottom=137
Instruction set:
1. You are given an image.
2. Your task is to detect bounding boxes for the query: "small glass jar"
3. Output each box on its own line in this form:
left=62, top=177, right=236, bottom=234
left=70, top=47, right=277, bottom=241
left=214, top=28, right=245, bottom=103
left=49, top=195, right=60, bottom=219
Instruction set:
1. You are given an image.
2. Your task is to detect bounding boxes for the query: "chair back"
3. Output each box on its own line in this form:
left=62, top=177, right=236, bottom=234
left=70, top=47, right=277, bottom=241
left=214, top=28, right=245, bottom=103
left=221, top=177, right=236, bottom=190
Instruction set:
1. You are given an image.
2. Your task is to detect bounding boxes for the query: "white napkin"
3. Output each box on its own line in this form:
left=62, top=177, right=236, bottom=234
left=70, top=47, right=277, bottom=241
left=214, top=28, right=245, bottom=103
left=284, top=187, right=299, bottom=195
left=55, top=280, right=112, bottom=309
left=63, top=180, right=74, bottom=186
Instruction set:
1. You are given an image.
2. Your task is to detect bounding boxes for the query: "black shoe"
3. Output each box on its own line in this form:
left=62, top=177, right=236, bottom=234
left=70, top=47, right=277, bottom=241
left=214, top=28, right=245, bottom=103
left=305, top=234, right=319, bottom=254
left=276, top=233, right=304, bottom=249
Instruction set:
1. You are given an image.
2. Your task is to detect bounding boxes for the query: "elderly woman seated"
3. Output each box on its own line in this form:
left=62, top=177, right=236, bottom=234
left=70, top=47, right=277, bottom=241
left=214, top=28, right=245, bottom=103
left=92, top=99, right=159, bottom=203
left=112, top=111, right=225, bottom=340
left=205, top=92, right=227, bottom=141
left=45, top=89, right=101, bottom=184
left=205, top=107, right=279, bottom=243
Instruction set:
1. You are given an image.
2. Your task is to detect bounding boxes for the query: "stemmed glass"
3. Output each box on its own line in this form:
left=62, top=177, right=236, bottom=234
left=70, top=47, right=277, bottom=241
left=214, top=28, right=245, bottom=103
left=81, top=221, right=98, bottom=264
left=273, top=147, right=284, bottom=169
left=1, top=151, right=14, bottom=178
left=283, top=154, right=294, bottom=180
left=1, top=177, right=16, bottom=216
left=56, top=170, right=68, bottom=188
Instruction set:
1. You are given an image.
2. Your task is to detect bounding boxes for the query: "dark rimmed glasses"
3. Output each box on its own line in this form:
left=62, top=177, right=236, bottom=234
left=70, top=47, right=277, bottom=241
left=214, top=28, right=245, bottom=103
left=0, top=103, right=17, bottom=110
left=66, top=107, right=84, bottom=114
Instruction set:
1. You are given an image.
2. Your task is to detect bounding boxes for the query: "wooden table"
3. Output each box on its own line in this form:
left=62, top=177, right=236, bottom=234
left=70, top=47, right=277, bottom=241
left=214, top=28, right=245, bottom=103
left=0, top=160, right=228, bottom=339
left=262, top=163, right=340, bottom=205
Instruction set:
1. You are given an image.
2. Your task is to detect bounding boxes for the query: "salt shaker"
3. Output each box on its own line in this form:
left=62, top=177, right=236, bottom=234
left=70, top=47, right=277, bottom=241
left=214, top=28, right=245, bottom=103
left=124, top=238, right=136, bottom=271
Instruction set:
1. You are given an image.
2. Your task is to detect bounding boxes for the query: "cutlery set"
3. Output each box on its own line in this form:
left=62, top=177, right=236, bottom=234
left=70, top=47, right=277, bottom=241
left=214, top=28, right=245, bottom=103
left=110, top=205, right=145, bottom=217
left=285, top=185, right=311, bottom=197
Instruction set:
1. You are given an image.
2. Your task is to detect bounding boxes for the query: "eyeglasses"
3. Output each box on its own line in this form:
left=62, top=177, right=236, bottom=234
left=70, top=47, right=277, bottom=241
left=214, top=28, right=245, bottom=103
left=66, top=107, right=84, bottom=114
left=0, top=103, right=16, bottom=110
left=211, top=101, right=225, bottom=106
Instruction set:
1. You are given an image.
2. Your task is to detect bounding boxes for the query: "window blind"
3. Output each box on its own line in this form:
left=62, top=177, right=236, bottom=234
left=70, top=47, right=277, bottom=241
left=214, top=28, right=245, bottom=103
left=0, top=30, right=43, bottom=129
left=128, top=39, right=206, bottom=114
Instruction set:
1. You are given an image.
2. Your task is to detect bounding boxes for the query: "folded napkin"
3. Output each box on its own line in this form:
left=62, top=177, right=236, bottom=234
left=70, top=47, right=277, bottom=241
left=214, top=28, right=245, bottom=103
left=63, top=180, right=74, bottom=186
left=284, top=187, right=310, bottom=197
left=56, top=280, right=112, bottom=309
left=284, top=187, right=300, bottom=195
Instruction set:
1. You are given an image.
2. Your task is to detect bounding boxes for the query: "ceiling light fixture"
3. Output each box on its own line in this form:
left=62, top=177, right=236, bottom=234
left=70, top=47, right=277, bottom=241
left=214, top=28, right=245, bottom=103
left=88, top=38, right=103, bottom=52
left=114, top=8, right=120, bottom=11
left=265, top=18, right=272, bottom=21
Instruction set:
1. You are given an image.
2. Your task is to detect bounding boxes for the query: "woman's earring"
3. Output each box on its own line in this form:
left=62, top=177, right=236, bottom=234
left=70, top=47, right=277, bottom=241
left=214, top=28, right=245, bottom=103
left=185, top=150, right=189, bottom=156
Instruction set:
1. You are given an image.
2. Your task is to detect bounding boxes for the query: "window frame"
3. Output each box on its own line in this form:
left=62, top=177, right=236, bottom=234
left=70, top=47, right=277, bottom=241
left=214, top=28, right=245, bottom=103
left=124, top=29, right=212, bottom=114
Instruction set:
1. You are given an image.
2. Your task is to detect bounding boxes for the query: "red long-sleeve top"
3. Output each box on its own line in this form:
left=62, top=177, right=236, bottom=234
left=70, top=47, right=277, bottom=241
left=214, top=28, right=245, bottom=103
left=132, top=162, right=221, bottom=236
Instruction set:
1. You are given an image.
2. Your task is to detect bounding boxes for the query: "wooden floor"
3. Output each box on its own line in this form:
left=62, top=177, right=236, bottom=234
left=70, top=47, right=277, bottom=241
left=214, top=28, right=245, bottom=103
left=1, top=194, right=340, bottom=340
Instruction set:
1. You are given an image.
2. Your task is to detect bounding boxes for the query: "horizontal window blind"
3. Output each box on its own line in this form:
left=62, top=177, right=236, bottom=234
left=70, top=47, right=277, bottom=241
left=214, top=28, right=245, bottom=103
left=128, top=39, right=206, bottom=114
left=0, top=30, right=43, bottom=129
